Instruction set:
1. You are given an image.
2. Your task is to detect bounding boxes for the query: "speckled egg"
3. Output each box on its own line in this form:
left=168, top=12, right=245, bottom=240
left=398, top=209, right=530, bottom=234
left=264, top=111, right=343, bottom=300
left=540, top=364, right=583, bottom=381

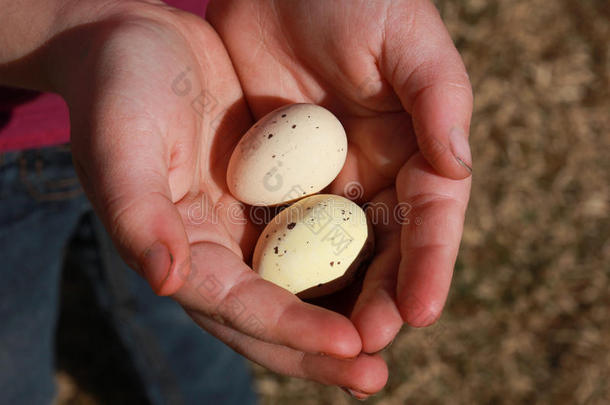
left=252, top=194, right=374, bottom=299
left=227, top=104, right=347, bottom=206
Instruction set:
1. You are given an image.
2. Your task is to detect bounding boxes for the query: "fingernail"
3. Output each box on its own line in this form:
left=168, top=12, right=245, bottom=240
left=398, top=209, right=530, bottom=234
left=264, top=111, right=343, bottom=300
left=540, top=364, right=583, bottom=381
left=448, top=127, right=472, bottom=174
left=141, top=241, right=172, bottom=293
left=340, top=387, right=370, bottom=401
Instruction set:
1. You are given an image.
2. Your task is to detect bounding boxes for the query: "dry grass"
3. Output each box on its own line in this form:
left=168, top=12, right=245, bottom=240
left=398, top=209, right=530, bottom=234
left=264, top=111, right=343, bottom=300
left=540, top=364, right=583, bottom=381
left=56, top=0, right=609, bottom=404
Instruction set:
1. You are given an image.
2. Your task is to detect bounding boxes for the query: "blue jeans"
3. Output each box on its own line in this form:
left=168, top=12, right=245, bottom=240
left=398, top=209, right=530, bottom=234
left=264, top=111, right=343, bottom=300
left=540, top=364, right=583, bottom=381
left=0, top=145, right=258, bottom=405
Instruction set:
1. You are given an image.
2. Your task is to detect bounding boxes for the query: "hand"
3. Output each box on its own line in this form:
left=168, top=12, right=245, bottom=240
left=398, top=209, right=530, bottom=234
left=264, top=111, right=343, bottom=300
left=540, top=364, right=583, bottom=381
left=44, top=1, right=382, bottom=394
left=208, top=0, right=473, bottom=393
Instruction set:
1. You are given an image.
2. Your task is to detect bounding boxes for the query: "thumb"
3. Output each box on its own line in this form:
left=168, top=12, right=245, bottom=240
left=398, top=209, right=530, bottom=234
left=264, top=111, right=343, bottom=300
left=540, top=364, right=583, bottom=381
left=383, top=1, right=473, bottom=179
left=72, top=122, right=191, bottom=296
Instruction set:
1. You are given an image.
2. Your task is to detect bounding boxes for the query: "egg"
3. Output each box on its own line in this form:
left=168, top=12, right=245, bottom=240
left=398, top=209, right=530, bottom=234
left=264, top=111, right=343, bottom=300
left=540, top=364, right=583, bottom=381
left=227, top=104, right=347, bottom=206
left=252, top=194, right=374, bottom=299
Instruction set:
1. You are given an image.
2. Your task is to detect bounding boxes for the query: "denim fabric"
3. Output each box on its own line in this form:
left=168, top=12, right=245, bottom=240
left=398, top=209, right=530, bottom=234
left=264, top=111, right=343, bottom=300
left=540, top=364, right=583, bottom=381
left=0, top=145, right=258, bottom=405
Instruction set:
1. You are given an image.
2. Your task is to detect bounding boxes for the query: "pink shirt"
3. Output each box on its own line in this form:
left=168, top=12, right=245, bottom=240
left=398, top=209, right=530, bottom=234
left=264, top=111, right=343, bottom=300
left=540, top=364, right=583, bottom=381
left=0, top=0, right=209, bottom=152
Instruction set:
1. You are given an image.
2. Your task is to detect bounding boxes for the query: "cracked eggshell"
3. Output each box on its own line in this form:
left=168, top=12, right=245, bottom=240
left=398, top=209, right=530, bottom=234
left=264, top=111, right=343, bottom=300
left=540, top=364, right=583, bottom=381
left=252, top=194, right=374, bottom=299
left=227, top=104, right=347, bottom=206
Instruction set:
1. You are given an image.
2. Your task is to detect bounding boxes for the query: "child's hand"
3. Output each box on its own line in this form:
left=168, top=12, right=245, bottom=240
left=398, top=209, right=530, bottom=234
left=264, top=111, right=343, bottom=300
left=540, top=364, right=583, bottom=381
left=44, top=2, right=374, bottom=394
left=208, top=0, right=473, bottom=396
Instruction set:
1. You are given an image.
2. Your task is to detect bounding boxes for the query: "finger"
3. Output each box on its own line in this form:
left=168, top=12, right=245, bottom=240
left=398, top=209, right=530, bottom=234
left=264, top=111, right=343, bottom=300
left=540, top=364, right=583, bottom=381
left=382, top=0, right=473, bottom=179
left=350, top=188, right=404, bottom=353
left=71, top=118, right=191, bottom=296
left=172, top=242, right=363, bottom=359
left=189, top=311, right=389, bottom=396
left=395, top=153, right=471, bottom=326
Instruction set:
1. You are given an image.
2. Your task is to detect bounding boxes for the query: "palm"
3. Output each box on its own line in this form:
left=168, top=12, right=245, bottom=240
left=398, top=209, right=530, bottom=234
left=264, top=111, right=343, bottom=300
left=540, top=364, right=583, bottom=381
left=209, top=0, right=473, bottom=353
left=67, top=9, right=257, bottom=256
left=208, top=1, right=413, bottom=191
left=68, top=6, right=389, bottom=393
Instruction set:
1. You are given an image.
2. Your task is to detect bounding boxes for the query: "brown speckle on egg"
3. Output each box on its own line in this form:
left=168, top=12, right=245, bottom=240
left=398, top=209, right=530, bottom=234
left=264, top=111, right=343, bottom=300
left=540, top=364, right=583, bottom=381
left=281, top=114, right=287, bottom=118
left=268, top=134, right=273, bottom=139
left=287, top=222, right=296, bottom=230
left=274, top=246, right=279, bottom=254
left=330, top=261, right=334, bottom=266
left=292, top=125, right=296, bottom=129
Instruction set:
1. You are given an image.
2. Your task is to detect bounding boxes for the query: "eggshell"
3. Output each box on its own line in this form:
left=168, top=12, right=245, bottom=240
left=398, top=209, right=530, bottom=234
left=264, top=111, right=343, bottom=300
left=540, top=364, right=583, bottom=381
left=252, top=194, right=374, bottom=299
left=227, top=104, right=347, bottom=206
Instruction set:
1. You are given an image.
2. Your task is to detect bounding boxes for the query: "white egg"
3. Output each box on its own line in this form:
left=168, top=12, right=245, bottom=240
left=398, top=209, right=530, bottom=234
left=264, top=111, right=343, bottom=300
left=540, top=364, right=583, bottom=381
left=252, top=194, right=374, bottom=299
left=227, top=104, right=347, bottom=206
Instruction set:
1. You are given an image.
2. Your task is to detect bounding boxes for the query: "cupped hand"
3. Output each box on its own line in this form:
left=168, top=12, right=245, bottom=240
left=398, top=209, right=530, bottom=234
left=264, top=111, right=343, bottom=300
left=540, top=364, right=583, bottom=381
left=208, top=0, right=473, bottom=383
left=47, top=1, right=384, bottom=394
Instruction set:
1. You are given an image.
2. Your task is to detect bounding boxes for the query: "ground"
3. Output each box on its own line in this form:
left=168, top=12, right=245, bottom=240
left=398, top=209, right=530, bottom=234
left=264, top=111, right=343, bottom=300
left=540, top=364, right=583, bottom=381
left=56, top=0, right=609, bottom=404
